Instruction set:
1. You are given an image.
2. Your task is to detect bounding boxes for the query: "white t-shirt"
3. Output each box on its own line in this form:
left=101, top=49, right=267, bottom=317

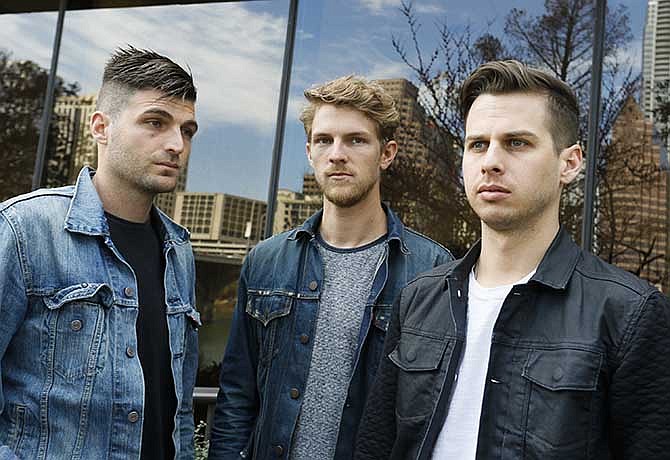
left=431, top=267, right=535, bottom=460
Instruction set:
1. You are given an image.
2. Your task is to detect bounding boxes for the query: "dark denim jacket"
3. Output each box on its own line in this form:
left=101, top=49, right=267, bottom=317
left=354, top=228, right=670, bottom=460
left=207, top=206, right=452, bottom=460
left=0, top=168, right=200, bottom=460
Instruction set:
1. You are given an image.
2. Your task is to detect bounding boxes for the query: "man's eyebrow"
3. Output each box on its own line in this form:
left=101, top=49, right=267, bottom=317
left=503, top=130, right=539, bottom=139
left=464, top=134, right=488, bottom=143
left=140, top=108, right=174, bottom=119
left=141, top=108, right=198, bottom=133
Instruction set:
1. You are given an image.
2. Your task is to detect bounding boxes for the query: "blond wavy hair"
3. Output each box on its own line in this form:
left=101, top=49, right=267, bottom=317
left=299, top=75, right=400, bottom=143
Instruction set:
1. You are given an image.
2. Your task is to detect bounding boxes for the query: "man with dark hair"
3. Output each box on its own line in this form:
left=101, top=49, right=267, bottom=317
left=0, top=46, right=200, bottom=460
left=354, top=60, right=670, bottom=459
left=207, top=75, right=452, bottom=460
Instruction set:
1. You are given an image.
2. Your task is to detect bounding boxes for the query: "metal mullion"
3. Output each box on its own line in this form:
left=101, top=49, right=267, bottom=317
left=581, top=0, right=607, bottom=252
left=263, top=0, right=299, bottom=238
left=32, top=0, right=68, bottom=190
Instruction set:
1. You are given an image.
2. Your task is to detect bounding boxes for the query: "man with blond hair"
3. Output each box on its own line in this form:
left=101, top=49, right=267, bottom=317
left=207, top=76, right=452, bottom=460
left=354, top=60, right=670, bottom=459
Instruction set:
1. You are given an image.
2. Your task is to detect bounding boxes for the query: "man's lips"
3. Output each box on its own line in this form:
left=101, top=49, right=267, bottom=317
left=327, top=171, right=353, bottom=178
left=477, top=184, right=510, bottom=200
left=156, top=161, right=179, bottom=170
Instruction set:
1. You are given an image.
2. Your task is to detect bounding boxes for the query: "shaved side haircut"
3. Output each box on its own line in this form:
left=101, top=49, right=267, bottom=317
left=97, top=45, right=196, bottom=118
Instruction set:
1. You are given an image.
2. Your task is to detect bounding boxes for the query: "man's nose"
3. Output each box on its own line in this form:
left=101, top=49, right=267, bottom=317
left=481, top=142, right=504, bottom=174
left=327, top=138, right=348, bottom=162
left=165, top=127, right=185, bottom=154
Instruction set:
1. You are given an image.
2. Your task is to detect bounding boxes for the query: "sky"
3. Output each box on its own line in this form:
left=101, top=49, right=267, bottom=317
left=0, top=0, right=646, bottom=201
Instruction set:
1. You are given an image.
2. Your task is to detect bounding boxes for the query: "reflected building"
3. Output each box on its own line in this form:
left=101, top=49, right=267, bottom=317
left=601, top=97, right=669, bottom=292
left=154, top=167, right=188, bottom=218
left=174, top=191, right=266, bottom=261
left=642, top=0, right=669, bottom=120
left=376, top=78, right=446, bottom=169
left=52, top=94, right=97, bottom=184
left=273, top=173, right=322, bottom=234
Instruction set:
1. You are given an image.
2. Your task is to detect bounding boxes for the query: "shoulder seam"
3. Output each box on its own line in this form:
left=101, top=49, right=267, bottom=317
left=403, top=227, right=454, bottom=258
left=573, top=265, right=651, bottom=297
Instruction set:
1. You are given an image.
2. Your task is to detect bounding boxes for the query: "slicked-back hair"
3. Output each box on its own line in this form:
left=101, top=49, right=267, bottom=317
left=300, top=75, right=400, bottom=143
left=96, top=46, right=196, bottom=118
left=460, top=60, right=579, bottom=153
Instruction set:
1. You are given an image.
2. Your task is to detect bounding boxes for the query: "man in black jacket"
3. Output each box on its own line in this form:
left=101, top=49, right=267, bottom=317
left=354, top=60, right=670, bottom=460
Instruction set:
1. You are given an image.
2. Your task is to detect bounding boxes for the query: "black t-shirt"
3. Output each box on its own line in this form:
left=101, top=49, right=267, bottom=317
left=106, top=212, right=177, bottom=460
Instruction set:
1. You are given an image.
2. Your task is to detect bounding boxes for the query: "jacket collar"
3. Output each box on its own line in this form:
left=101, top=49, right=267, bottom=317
left=447, top=227, right=581, bottom=290
left=291, top=203, right=410, bottom=254
left=64, top=167, right=189, bottom=244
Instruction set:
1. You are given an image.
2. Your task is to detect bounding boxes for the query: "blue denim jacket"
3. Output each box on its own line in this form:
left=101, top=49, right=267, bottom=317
left=208, top=206, right=453, bottom=460
left=0, top=168, right=200, bottom=460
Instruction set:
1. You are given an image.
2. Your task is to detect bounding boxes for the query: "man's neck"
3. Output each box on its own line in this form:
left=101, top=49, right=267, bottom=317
left=476, top=217, right=559, bottom=288
left=319, top=194, right=387, bottom=249
left=92, top=172, right=154, bottom=223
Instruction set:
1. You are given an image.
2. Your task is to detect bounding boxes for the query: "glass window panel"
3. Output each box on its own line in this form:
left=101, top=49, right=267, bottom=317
left=278, top=1, right=596, bottom=258
left=599, top=0, right=668, bottom=293
left=0, top=11, right=58, bottom=201
left=52, top=0, right=289, bottom=403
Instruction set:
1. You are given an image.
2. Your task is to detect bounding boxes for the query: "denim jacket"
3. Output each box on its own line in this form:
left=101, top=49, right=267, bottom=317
left=0, top=168, right=200, bottom=460
left=207, top=206, right=453, bottom=460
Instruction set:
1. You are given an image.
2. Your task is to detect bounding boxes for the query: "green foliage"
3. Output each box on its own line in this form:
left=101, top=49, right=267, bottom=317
left=194, top=420, right=210, bottom=460
left=0, top=48, right=79, bottom=201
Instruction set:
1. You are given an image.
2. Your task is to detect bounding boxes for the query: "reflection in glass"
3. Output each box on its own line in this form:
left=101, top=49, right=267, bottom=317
left=49, top=1, right=289, bottom=395
left=599, top=0, right=669, bottom=293
left=0, top=11, right=58, bottom=201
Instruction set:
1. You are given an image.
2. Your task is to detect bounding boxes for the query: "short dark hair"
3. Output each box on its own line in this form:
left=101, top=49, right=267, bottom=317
left=97, top=46, right=196, bottom=117
left=459, top=60, right=579, bottom=152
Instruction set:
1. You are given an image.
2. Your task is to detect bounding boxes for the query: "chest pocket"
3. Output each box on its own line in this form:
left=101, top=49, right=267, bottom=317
left=389, top=330, right=449, bottom=419
left=245, top=290, right=294, bottom=364
left=521, top=348, right=603, bottom=457
left=245, top=291, right=293, bottom=326
left=42, top=283, right=113, bottom=382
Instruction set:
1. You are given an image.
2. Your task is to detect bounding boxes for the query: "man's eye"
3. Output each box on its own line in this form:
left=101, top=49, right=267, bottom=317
left=351, top=137, right=366, bottom=144
left=314, top=138, right=331, bottom=145
left=182, top=128, right=195, bottom=139
left=469, top=141, right=486, bottom=151
left=509, top=139, right=527, bottom=148
left=147, top=120, right=162, bottom=128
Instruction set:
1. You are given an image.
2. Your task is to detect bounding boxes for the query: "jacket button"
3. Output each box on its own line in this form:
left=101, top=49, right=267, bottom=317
left=127, top=411, right=139, bottom=423
left=308, top=280, right=318, bottom=291
left=273, top=444, right=284, bottom=456
left=299, top=334, right=309, bottom=344
left=290, top=388, right=300, bottom=399
left=406, top=350, right=417, bottom=362
left=123, top=286, right=135, bottom=298
left=126, top=346, right=135, bottom=358
left=553, top=367, right=564, bottom=381
left=70, top=319, right=83, bottom=331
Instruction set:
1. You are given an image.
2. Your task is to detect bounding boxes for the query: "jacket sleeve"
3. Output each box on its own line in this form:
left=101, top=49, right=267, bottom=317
left=207, top=252, right=259, bottom=460
left=0, top=213, right=28, bottom=459
left=354, top=290, right=403, bottom=460
left=177, top=252, right=199, bottom=459
left=608, top=290, right=670, bottom=459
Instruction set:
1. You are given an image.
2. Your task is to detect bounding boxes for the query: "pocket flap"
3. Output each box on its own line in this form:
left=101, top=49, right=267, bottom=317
left=389, top=331, right=447, bottom=371
left=245, top=291, right=293, bottom=327
left=44, top=283, right=114, bottom=310
left=522, top=348, right=602, bottom=391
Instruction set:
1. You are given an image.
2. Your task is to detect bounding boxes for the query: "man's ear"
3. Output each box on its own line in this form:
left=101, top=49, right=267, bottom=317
left=559, top=143, right=583, bottom=185
left=379, top=140, right=398, bottom=171
left=90, top=111, right=110, bottom=145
